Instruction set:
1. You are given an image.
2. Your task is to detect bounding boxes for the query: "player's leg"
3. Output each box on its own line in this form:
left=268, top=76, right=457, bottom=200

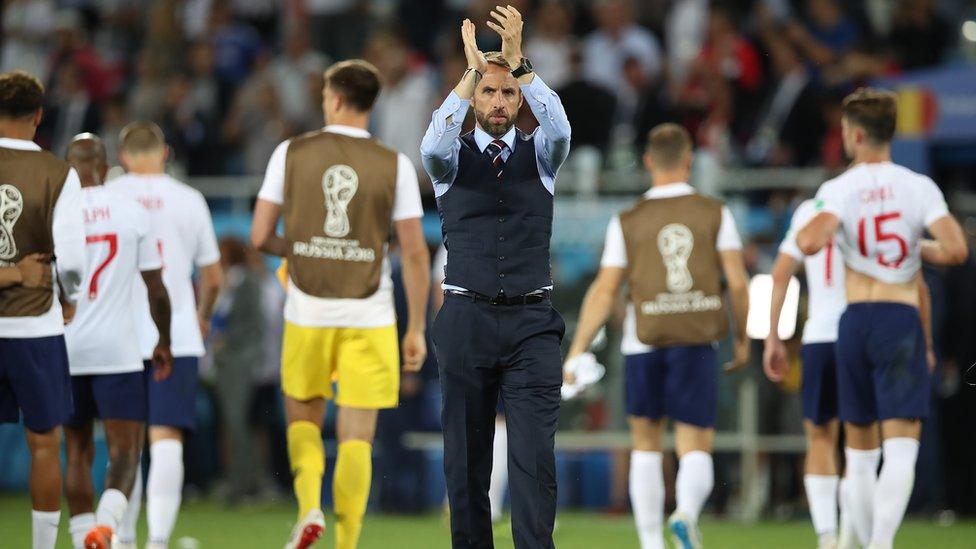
left=664, top=345, right=718, bottom=549
left=5, top=336, right=73, bottom=549
left=64, top=420, right=96, bottom=549
left=868, top=303, right=930, bottom=549
left=95, top=420, right=143, bottom=532
left=624, top=351, right=667, bottom=549
left=488, top=412, right=508, bottom=523
left=799, top=342, right=842, bottom=547
left=332, top=324, right=401, bottom=549
left=63, top=375, right=97, bottom=549
left=835, top=304, right=881, bottom=546
left=145, top=357, right=200, bottom=549
left=116, top=471, right=142, bottom=549
left=281, top=322, right=334, bottom=548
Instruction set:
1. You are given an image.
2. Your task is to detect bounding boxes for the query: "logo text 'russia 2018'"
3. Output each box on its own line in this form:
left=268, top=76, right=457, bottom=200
left=0, top=184, right=24, bottom=261
left=657, top=223, right=694, bottom=293
left=322, top=165, right=359, bottom=238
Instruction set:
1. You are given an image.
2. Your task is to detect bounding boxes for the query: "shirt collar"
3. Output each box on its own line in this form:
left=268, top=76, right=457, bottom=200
left=473, top=125, right=516, bottom=153
left=0, top=137, right=41, bottom=151
left=643, top=182, right=695, bottom=199
left=323, top=124, right=371, bottom=139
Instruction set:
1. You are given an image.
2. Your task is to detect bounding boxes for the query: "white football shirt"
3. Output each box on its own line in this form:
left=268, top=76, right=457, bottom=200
left=257, top=125, right=424, bottom=328
left=65, top=186, right=162, bottom=374
left=599, top=183, right=742, bottom=356
left=779, top=199, right=846, bottom=344
left=107, top=173, right=221, bottom=358
left=814, top=162, right=949, bottom=284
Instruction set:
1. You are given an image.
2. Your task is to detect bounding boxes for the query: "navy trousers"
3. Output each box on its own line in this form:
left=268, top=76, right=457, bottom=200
left=434, top=293, right=565, bottom=549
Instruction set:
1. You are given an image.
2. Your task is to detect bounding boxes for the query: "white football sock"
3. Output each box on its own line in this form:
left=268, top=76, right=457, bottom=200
left=95, top=488, right=128, bottom=530
left=118, top=469, right=142, bottom=544
left=147, top=439, right=184, bottom=545
left=629, top=451, right=665, bottom=549
left=844, top=447, right=881, bottom=546
left=31, top=509, right=60, bottom=549
left=488, top=419, right=509, bottom=522
left=675, top=451, right=713, bottom=522
left=838, top=477, right=856, bottom=547
left=804, top=474, right=839, bottom=536
left=870, top=438, right=919, bottom=549
left=69, top=512, right=95, bottom=549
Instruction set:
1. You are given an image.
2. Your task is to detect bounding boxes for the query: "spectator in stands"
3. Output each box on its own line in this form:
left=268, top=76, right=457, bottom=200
left=159, top=74, right=224, bottom=176
left=524, top=1, right=575, bottom=90
left=228, top=0, right=279, bottom=41
left=223, top=58, right=292, bottom=174
left=48, top=8, right=116, bottom=104
left=890, top=0, right=953, bottom=69
left=582, top=0, right=663, bottom=104
left=558, top=45, right=615, bottom=155
left=209, top=0, right=263, bottom=88
left=786, top=0, right=860, bottom=69
left=305, top=0, right=373, bottom=61
left=364, top=28, right=435, bottom=171
left=1, top=0, right=56, bottom=79
left=186, top=41, right=227, bottom=125
left=745, top=38, right=823, bottom=167
left=38, top=62, right=101, bottom=157
left=664, top=0, right=708, bottom=89
left=127, top=49, right=169, bottom=122
left=268, top=27, right=330, bottom=129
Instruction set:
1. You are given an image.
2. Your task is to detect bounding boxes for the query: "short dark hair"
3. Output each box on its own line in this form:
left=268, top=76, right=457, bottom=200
left=842, top=88, right=898, bottom=144
left=646, top=123, right=693, bottom=169
left=324, top=60, right=382, bottom=112
left=0, top=71, right=44, bottom=119
left=119, top=121, right=166, bottom=154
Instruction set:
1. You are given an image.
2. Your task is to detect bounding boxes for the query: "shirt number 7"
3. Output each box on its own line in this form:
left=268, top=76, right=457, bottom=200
left=86, top=233, right=118, bottom=299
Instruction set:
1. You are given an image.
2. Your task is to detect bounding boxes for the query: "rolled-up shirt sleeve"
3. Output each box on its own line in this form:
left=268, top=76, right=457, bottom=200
left=52, top=168, right=86, bottom=303
left=420, top=91, right=468, bottom=189
left=523, top=76, right=571, bottom=177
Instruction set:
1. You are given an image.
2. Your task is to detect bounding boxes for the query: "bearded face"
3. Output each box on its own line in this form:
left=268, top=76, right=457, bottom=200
left=471, top=65, right=522, bottom=138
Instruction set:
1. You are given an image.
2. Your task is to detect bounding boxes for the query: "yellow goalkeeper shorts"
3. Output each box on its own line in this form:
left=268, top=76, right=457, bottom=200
left=281, top=322, right=400, bottom=409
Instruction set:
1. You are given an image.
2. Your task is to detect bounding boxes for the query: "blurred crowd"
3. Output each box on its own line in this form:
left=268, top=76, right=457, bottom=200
left=2, top=0, right=969, bottom=183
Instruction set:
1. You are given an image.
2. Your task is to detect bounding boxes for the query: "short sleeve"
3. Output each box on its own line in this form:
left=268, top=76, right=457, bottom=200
left=778, top=203, right=812, bottom=260
left=135, top=206, right=162, bottom=271
left=256, top=140, right=289, bottom=204
left=192, top=193, right=221, bottom=267
left=716, top=206, right=743, bottom=251
left=920, top=177, right=950, bottom=226
left=813, top=180, right=844, bottom=217
left=392, top=153, right=424, bottom=222
left=600, top=216, right=628, bottom=268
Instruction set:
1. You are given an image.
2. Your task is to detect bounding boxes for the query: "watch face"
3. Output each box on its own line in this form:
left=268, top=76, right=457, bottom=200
left=522, top=58, right=533, bottom=72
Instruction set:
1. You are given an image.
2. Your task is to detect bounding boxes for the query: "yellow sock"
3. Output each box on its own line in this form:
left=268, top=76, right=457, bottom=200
left=334, top=440, right=372, bottom=549
left=287, top=421, right=324, bottom=519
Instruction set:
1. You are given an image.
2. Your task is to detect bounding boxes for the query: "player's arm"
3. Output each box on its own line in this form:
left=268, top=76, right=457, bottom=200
left=141, top=268, right=173, bottom=380
left=796, top=211, right=840, bottom=256
left=920, top=215, right=968, bottom=266
left=251, top=199, right=289, bottom=257
left=0, top=254, right=52, bottom=289
left=721, top=249, right=751, bottom=372
left=917, top=274, right=936, bottom=373
left=764, top=252, right=801, bottom=381
left=51, top=169, right=87, bottom=304
left=396, top=218, right=430, bottom=373
left=196, top=261, right=223, bottom=339
left=567, top=266, right=625, bottom=363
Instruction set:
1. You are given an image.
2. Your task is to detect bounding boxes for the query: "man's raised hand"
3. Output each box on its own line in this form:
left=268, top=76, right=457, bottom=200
left=487, top=5, right=524, bottom=69
left=461, top=18, right=487, bottom=73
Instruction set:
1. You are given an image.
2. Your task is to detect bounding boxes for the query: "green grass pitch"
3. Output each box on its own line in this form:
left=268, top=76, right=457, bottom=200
left=1, top=495, right=974, bottom=548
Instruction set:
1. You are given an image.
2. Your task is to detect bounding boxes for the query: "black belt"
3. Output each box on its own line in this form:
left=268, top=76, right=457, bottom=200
left=445, top=289, right=550, bottom=306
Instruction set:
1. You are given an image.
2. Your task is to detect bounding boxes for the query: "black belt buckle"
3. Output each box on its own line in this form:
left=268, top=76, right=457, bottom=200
left=488, top=294, right=506, bottom=306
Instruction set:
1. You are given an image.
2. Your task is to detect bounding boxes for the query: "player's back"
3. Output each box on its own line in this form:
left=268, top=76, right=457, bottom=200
left=107, top=173, right=220, bottom=358
left=65, top=186, right=158, bottom=374
left=815, top=161, right=948, bottom=304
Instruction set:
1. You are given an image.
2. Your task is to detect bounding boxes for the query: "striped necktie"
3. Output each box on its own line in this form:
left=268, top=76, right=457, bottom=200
left=485, top=139, right=508, bottom=180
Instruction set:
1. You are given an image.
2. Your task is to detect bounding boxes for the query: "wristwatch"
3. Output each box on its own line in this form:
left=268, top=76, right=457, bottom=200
left=511, top=57, right=533, bottom=79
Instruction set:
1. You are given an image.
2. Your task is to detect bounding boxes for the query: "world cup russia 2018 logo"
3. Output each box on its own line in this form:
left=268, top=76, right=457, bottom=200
left=0, top=184, right=24, bottom=261
left=321, top=165, right=359, bottom=238
left=657, top=223, right=695, bottom=293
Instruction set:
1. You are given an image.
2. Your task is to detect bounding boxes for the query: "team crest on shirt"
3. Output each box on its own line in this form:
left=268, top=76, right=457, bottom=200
left=0, top=184, right=24, bottom=262
left=322, top=164, right=358, bottom=238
